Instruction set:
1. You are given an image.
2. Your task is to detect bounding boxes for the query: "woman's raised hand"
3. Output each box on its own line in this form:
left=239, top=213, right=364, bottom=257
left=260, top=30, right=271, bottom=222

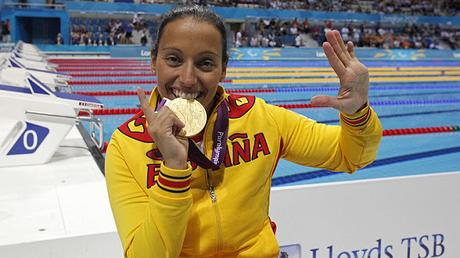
left=137, top=89, right=189, bottom=169
left=311, top=30, right=369, bottom=114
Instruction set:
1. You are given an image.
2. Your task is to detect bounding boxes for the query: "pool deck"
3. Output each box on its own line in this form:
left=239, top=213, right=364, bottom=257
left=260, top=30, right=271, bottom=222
left=0, top=126, right=123, bottom=258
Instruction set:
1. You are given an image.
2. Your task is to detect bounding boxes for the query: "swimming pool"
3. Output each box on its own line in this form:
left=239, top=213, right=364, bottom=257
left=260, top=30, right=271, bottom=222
left=55, top=59, right=460, bottom=186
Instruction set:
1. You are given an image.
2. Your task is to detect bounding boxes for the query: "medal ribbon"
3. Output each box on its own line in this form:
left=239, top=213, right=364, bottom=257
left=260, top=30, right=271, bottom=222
left=156, top=98, right=167, bottom=111
left=156, top=98, right=229, bottom=170
left=188, top=100, right=228, bottom=170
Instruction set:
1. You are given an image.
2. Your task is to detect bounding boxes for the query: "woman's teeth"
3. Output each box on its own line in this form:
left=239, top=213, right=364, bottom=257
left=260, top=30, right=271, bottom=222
left=173, top=89, right=199, bottom=99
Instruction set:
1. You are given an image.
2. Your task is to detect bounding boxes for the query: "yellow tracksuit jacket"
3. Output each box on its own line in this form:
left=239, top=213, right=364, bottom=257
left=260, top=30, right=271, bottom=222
left=105, top=86, right=382, bottom=258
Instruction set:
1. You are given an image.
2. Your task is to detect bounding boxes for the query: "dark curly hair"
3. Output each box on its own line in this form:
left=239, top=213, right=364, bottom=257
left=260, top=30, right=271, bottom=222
left=151, top=5, right=229, bottom=66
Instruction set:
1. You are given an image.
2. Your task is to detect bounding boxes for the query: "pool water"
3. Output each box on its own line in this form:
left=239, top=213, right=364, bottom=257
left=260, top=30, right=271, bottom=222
left=60, top=59, right=460, bottom=186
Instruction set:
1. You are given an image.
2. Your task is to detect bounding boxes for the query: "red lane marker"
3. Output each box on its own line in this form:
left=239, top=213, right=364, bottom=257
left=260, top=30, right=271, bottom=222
left=50, top=60, right=148, bottom=65
left=51, top=61, right=146, bottom=63
left=70, top=79, right=232, bottom=86
left=278, top=103, right=316, bottom=109
left=70, top=80, right=157, bottom=85
left=382, top=126, right=454, bottom=136
left=74, top=91, right=152, bottom=96
left=93, top=103, right=313, bottom=115
left=72, top=87, right=263, bottom=97
left=71, top=73, right=154, bottom=77
left=92, top=108, right=141, bottom=115
left=57, top=68, right=152, bottom=72
left=227, top=88, right=274, bottom=93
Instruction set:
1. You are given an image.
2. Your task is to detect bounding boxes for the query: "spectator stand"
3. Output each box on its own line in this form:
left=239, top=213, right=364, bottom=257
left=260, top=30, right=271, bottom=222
left=2, top=1, right=459, bottom=50
left=232, top=15, right=460, bottom=50
left=69, top=12, right=159, bottom=47
left=65, top=5, right=460, bottom=50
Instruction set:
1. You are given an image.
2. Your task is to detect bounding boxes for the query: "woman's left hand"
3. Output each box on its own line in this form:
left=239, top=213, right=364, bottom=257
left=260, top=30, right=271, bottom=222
left=311, top=30, right=369, bottom=114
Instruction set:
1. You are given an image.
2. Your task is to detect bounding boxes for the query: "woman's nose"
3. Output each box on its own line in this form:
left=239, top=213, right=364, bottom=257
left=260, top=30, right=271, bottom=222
left=179, top=62, right=197, bottom=87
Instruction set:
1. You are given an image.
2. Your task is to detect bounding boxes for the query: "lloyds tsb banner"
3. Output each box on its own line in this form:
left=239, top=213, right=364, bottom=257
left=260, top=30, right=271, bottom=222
left=270, top=172, right=460, bottom=258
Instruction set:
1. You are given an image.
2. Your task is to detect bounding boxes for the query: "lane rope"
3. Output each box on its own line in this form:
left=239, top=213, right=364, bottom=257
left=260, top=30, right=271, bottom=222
left=72, top=84, right=460, bottom=92
left=271, top=145, right=460, bottom=186
left=69, top=79, right=233, bottom=85
left=88, top=99, right=460, bottom=115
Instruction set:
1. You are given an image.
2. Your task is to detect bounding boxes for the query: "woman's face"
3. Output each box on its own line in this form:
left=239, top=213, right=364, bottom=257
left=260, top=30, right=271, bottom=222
left=152, top=17, right=227, bottom=112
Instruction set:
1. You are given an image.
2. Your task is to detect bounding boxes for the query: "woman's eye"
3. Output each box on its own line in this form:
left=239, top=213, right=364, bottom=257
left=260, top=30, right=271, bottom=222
left=165, top=56, right=181, bottom=65
left=199, top=60, right=215, bottom=70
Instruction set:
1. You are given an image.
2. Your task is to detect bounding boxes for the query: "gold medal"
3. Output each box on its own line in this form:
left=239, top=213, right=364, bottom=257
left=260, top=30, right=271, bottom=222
left=165, top=98, right=207, bottom=137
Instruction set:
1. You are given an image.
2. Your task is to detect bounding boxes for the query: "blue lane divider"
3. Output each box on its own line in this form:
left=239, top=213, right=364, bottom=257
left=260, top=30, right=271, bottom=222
left=367, top=91, right=460, bottom=98
left=224, top=74, right=460, bottom=79
left=273, top=84, right=460, bottom=92
left=317, top=108, right=460, bottom=124
left=370, top=99, right=460, bottom=105
left=272, top=146, right=460, bottom=186
left=268, top=99, right=460, bottom=106
left=267, top=91, right=460, bottom=104
left=227, top=61, right=460, bottom=68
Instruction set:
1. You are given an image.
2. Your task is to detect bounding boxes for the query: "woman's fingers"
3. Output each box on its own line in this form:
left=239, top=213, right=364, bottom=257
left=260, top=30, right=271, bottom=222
left=136, top=89, right=188, bottom=168
left=136, top=88, right=186, bottom=136
left=137, top=88, right=155, bottom=119
left=323, top=41, right=346, bottom=78
left=333, top=30, right=352, bottom=61
left=311, top=93, right=359, bottom=114
left=311, top=95, right=341, bottom=111
left=164, top=106, right=186, bottom=136
left=319, top=32, right=368, bottom=114
left=347, top=41, right=356, bottom=58
left=325, top=30, right=350, bottom=67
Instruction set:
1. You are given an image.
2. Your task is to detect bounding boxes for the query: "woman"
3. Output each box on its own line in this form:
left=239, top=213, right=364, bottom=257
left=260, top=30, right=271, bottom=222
left=106, top=5, right=382, bottom=258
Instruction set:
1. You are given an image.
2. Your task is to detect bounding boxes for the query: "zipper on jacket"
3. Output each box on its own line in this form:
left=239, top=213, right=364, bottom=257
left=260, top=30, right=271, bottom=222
left=203, top=96, right=225, bottom=256
left=206, top=169, right=217, bottom=203
left=206, top=170, right=223, bottom=257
